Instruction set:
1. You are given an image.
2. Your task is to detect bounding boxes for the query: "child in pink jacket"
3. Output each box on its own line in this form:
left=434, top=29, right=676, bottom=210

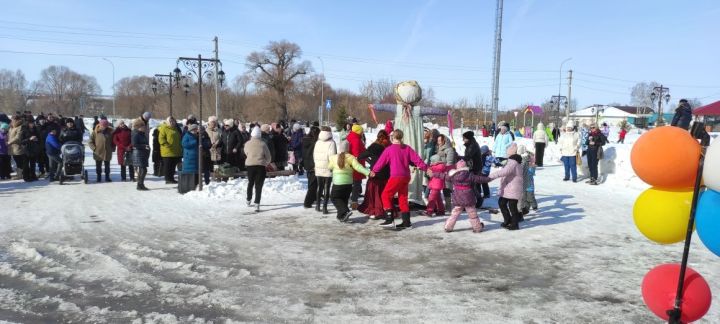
left=490, top=143, right=524, bottom=230
left=372, top=129, right=428, bottom=230
left=428, top=159, right=490, bottom=233
left=422, top=154, right=447, bottom=216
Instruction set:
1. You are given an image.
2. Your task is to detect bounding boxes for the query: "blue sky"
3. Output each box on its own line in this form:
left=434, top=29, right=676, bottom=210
left=1, top=0, right=719, bottom=110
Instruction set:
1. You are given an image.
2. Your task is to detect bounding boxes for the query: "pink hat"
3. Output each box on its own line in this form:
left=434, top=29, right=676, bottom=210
left=99, top=120, right=109, bottom=127
left=456, top=160, right=467, bottom=169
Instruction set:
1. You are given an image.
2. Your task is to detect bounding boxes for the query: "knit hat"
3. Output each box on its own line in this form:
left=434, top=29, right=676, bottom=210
left=462, top=131, right=475, bottom=140
left=537, top=122, right=544, bottom=129
left=251, top=126, right=262, bottom=138
left=0, top=122, right=9, bottom=131
left=293, top=123, right=302, bottom=132
left=142, top=112, right=152, bottom=120
left=224, top=119, right=234, bottom=127
left=456, top=160, right=467, bottom=169
left=99, top=119, right=109, bottom=127
left=480, top=145, right=489, bottom=155
left=187, top=124, right=199, bottom=132
left=508, top=154, right=522, bottom=164
left=208, top=116, right=217, bottom=123
left=566, top=121, right=575, bottom=129
left=260, top=124, right=271, bottom=133
left=351, top=124, right=363, bottom=135
left=430, top=154, right=441, bottom=164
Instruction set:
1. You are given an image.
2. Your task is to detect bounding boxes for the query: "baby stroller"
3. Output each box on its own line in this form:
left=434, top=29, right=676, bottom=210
left=60, top=142, right=88, bottom=184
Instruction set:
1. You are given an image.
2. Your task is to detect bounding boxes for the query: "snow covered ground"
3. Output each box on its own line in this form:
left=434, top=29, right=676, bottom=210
left=0, top=126, right=718, bottom=323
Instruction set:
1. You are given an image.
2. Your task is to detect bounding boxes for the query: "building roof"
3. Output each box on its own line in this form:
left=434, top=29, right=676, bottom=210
left=613, top=106, right=655, bottom=115
left=570, top=106, right=637, bottom=118
left=693, top=100, right=720, bottom=116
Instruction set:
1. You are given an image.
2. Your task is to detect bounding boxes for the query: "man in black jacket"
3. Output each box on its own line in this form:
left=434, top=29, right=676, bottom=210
left=301, top=126, right=320, bottom=208
left=220, top=120, right=244, bottom=169
left=462, top=131, right=485, bottom=208
left=671, top=99, right=693, bottom=130
left=59, top=118, right=83, bottom=143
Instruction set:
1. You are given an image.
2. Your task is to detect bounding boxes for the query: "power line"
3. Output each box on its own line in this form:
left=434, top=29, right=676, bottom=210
left=0, top=49, right=176, bottom=60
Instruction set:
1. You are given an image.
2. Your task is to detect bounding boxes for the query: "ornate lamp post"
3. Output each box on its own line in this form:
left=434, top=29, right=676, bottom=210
left=550, top=95, right=568, bottom=126
left=151, top=73, right=190, bottom=117
left=650, top=86, right=671, bottom=126
left=174, top=55, right=225, bottom=191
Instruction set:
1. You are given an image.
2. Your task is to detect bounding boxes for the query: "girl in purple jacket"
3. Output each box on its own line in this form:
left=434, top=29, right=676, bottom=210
left=429, top=159, right=491, bottom=233
left=371, top=129, right=427, bottom=230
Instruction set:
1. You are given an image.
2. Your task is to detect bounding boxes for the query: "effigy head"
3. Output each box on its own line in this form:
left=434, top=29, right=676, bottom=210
left=394, top=81, right=422, bottom=106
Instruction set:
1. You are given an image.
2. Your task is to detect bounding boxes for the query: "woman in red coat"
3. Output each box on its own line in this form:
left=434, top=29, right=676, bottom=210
left=112, top=120, right=134, bottom=181
left=347, top=124, right=366, bottom=209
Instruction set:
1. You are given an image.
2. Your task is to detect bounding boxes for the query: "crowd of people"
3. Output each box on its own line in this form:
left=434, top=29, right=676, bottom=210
left=10, top=104, right=682, bottom=233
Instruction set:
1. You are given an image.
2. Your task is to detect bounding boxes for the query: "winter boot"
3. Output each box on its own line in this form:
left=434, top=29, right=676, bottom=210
left=12, top=168, right=23, bottom=180
left=322, top=200, right=329, bottom=215
left=255, top=203, right=261, bottom=212
left=97, top=173, right=102, bottom=183
left=105, top=171, right=112, bottom=182
left=379, top=210, right=395, bottom=228
left=395, top=212, right=412, bottom=230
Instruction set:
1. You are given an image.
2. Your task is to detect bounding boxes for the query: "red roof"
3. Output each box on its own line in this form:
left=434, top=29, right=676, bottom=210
left=693, top=100, right=720, bottom=116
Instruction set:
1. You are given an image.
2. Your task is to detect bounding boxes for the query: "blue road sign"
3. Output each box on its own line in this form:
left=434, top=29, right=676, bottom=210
left=326, top=99, right=332, bottom=110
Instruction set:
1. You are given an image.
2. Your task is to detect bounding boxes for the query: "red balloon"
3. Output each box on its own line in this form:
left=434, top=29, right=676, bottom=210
left=641, top=264, right=712, bottom=323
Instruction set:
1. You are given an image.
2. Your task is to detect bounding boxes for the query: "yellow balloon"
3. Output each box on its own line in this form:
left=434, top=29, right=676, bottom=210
left=633, top=188, right=693, bottom=244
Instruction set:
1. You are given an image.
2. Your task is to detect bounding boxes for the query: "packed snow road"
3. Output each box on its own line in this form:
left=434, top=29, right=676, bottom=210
left=0, top=159, right=718, bottom=323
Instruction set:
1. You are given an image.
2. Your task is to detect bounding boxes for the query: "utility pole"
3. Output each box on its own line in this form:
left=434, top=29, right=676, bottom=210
left=214, top=36, right=220, bottom=120
left=101, top=58, right=115, bottom=117
left=567, top=69, right=573, bottom=118
left=490, top=0, right=504, bottom=124
left=317, top=57, right=325, bottom=126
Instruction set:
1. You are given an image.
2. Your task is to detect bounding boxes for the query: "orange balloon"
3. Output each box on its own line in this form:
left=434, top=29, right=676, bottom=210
left=631, top=126, right=700, bottom=189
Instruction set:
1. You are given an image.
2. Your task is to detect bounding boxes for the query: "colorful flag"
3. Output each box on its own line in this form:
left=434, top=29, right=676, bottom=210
left=367, top=104, right=379, bottom=125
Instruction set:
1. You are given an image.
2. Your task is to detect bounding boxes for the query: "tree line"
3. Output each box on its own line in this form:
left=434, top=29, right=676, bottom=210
left=2, top=40, right=695, bottom=128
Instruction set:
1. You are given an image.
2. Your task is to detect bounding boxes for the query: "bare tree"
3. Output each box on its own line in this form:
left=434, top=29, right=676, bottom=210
left=115, top=76, right=157, bottom=118
left=0, top=69, right=28, bottom=113
left=33, top=65, right=101, bottom=116
left=630, top=81, right=661, bottom=108
left=246, top=40, right=312, bottom=121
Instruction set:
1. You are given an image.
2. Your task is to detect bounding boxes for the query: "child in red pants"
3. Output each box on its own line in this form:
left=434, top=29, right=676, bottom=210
left=422, top=154, right=446, bottom=216
left=372, top=129, right=427, bottom=230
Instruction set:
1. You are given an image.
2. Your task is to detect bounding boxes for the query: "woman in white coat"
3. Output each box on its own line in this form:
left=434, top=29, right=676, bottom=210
left=558, top=121, right=580, bottom=182
left=533, top=122, right=548, bottom=167
left=313, top=126, right=337, bottom=214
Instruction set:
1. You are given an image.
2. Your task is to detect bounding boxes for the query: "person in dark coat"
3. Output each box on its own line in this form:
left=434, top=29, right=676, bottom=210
left=35, top=115, right=49, bottom=176
left=462, top=131, right=484, bottom=208
left=271, top=123, right=289, bottom=170
left=220, top=119, right=244, bottom=169
left=301, top=126, right=320, bottom=208
left=76, top=115, right=87, bottom=134
left=112, top=121, right=134, bottom=181
left=671, top=99, right=693, bottom=130
left=132, top=124, right=151, bottom=190
left=59, top=119, right=83, bottom=143
left=152, top=127, right=162, bottom=176
left=357, top=130, right=391, bottom=218
left=92, top=116, right=100, bottom=130
left=24, top=121, right=42, bottom=181
left=585, top=124, right=607, bottom=186
left=260, top=124, right=276, bottom=166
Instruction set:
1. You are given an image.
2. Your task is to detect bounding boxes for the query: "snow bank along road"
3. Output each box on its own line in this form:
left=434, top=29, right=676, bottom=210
left=0, top=149, right=718, bottom=323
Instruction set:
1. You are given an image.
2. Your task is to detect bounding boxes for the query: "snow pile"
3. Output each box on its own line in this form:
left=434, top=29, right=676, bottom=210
left=183, top=175, right=305, bottom=201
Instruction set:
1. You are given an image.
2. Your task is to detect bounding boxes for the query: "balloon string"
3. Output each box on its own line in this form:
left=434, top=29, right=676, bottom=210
left=667, top=147, right=706, bottom=324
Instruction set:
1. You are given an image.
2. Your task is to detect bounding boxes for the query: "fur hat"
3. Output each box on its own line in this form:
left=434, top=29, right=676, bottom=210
left=208, top=116, right=217, bottom=123
left=537, top=122, right=545, bottom=129
left=517, top=143, right=526, bottom=155
left=260, top=124, right=271, bottom=133
left=430, top=154, right=441, bottom=164
left=224, top=119, right=234, bottom=127
left=293, top=123, right=302, bottom=132
left=187, top=124, right=199, bottom=132
left=351, top=124, right=363, bottom=135
left=142, top=112, right=152, bottom=120
left=251, top=126, right=262, bottom=138
left=462, top=131, right=475, bottom=140
left=566, top=121, right=575, bottom=129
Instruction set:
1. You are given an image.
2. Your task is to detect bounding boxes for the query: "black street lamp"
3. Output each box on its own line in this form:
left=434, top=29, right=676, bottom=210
left=651, top=85, right=671, bottom=126
left=175, top=54, right=225, bottom=191
left=151, top=73, right=187, bottom=117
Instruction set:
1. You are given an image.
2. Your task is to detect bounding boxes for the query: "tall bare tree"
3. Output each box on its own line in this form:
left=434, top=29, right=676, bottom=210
left=115, top=76, right=157, bottom=118
left=630, top=81, right=661, bottom=108
left=33, top=65, right=101, bottom=116
left=246, top=40, right=312, bottom=121
left=0, top=69, right=28, bottom=113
